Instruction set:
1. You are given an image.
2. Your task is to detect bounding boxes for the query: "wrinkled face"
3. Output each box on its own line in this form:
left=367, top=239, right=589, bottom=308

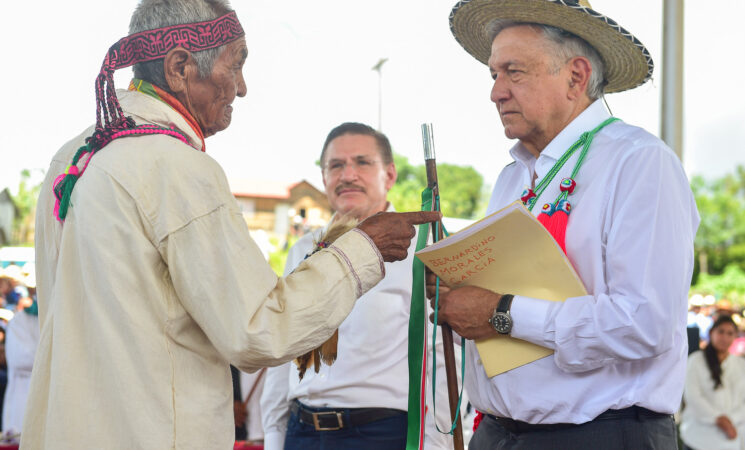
left=710, top=322, right=738, bottom=354
left=321, top=134, right=397, bottom=220
left=185, top=38, right=248, bottom=137
left=488, top=26, right=573, bottom=154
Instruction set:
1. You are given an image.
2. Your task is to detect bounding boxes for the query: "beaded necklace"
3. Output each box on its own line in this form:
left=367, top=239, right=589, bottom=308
left=520, top=116, right=619, bottom=253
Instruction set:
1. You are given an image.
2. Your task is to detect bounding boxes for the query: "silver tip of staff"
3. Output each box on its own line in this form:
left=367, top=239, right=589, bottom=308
left=421, top=123, right=436, bottom=160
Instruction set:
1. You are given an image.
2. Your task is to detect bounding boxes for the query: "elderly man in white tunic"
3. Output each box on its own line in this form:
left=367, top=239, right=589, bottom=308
left=22, top=1, right=438, bottom=449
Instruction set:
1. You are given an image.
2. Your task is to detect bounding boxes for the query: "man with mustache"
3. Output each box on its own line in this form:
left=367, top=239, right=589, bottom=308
left=261, top=122, right=456, bottom=450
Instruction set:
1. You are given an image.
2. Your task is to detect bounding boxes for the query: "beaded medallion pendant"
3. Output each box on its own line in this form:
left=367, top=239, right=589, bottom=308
left=521, top=117, right=619, bottom=254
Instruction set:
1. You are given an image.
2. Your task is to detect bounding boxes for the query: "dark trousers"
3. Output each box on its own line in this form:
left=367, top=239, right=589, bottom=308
left=469, top=411, right=678, bottom=450
left=283, top=404, right=407, bottom=450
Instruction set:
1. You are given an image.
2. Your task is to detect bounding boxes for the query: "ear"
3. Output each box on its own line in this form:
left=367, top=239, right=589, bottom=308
left=566, top=56, right=593, bottom=100
left=163, top=47, right=195, bottom=95
left=384, top=162, right=397, bottom=191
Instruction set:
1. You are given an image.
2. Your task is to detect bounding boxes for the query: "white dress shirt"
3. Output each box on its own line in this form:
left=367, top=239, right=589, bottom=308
left=261, top=208, right=459, bottom=450
left=466, top=99, right=700, bottom=424
left=680, top=351, right=745, bottom=450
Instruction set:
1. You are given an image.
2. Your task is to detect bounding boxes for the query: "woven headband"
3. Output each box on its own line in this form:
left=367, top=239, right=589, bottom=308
left=51, top=11, right=244, bottom=223
left=96, top=10, right=245, bottom=132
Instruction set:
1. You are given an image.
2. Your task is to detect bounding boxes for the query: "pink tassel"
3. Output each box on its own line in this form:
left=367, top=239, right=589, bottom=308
left=546, top=200, right=571, bottom=253
left=537, top=201, right=571, bottom=254
left=52, top=173, right=67, bottom=223
left=537, top=202, right=554, bottom=228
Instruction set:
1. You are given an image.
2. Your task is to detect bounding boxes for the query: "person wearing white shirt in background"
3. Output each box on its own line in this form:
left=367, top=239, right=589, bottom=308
left=261, top=122, right=458, bottom=450
left=429, top=1, right=699, bottom=449
left=2, top=299, right=39, bottom=434
left=681, top=315, right=745, bottom=450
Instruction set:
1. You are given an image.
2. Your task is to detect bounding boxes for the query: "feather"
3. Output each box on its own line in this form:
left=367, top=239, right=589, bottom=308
left=319, top=330, right=339, bottom=365
left=294, top=216, right=358, bottom=380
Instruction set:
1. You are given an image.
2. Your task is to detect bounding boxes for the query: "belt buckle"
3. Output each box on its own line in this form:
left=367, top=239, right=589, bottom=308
left=312, top=411, right=344, bottom=431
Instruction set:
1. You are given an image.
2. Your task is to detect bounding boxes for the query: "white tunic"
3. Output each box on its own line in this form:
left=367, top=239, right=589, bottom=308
left=22, top=90, right=384, bottom=450
left=681, top=351, right=745, bottom=450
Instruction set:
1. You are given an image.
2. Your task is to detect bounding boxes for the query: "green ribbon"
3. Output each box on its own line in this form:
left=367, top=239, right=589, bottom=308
left=526, top=116, right=620, bottom=211
left=406, top=187, right=434, bottom=450
left=406, top=187, right=464, bottom=449
left=430, top=259, right=466, bottom=436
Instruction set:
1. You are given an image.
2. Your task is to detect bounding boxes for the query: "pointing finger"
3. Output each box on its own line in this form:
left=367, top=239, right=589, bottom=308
left=398, top=211, right=442, bottom=225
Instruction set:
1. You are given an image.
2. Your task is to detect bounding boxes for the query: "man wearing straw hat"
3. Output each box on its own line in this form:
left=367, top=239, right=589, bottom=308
left=430, top=0, right=700, bottom=448
left=23, top=0, right=439, bottom=448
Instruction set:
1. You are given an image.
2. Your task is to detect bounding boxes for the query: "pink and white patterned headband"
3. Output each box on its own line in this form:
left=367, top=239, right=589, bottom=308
left=95, top=11, right=245, bottom=131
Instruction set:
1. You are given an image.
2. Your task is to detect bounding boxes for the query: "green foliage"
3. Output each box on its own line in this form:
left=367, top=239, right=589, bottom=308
left=387, top=154, right=427, bottom=214
left=12, top=169, right=44, bottom=246
left=691, top=264, right=745, bottom=306
left=268, top=235, right=299, bottom=276
left=691, top=166, right=745, bottom=282
left=388, top=154, right=487, bottom=219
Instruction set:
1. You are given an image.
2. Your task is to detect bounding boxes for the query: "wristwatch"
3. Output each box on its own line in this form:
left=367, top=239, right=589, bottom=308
left=489, top=294, right=514, bottom=335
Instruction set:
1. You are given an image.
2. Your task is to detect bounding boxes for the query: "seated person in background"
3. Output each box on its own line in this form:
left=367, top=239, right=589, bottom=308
left=261, top=122, right=457, bottom=450
left=681, top=315, right=745, bottom=450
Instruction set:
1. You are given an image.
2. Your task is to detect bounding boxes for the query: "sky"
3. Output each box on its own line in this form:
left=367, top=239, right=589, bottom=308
left=1, top=0, right=744, bottom=195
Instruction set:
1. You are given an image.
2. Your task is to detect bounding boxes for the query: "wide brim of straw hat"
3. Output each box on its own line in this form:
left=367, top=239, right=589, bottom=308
left=449, top=0, right=654, bottom=93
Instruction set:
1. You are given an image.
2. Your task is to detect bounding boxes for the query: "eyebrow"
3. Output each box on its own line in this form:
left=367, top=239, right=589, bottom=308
left=237, top=47, right=248, bottom=63
left=328, top=155, right=376, bottom=162
left=490, top=59, right=526, bottom=74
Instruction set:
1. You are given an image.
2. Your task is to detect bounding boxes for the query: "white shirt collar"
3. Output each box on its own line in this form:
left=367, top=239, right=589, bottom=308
left=509, top=99, right=611, bottom=170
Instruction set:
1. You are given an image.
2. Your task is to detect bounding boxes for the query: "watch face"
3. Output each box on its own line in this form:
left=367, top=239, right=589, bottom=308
left=492, top=313, right=512, bottom=334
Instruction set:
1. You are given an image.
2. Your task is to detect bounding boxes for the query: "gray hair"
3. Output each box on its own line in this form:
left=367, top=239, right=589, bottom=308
left=487, top=20, right=606, bottom=100
left=129, top=0, right=233, bottom=93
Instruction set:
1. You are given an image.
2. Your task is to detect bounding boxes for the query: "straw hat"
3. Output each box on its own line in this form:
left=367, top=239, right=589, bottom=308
left=449, top=0, right=654, bottom=93
left=1, top=265, right=24, bottom=282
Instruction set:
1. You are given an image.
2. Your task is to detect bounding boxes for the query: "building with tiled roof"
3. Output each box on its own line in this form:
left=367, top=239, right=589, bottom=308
left=229, top=179, right=331, bottom=238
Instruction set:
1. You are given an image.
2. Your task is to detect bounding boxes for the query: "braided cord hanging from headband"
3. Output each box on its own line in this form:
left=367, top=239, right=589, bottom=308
left=52, top=11, right=245, bottom=222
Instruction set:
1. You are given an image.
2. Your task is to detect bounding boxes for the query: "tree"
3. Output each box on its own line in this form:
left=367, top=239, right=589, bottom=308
left=690, top=166, right=745, bottom=282
left=691, top=264, right=745, bottom=306
left=388, top=154, right=488, bottom=219
left=11, top=169, right=44, bottom=246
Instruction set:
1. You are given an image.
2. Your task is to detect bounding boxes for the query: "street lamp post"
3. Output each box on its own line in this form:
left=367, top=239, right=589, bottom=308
left=660, top=0, right=684, bottom=161
left=372, top=58, right=388, bottom=132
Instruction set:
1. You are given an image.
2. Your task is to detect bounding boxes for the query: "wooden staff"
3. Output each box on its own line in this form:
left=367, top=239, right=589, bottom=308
left=421, top=123, right=464, bottom=450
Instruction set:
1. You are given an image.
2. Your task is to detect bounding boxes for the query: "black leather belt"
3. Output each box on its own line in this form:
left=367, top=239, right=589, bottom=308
left=491, top=406, right=671, bottom=434
left=291, top=400, right=406, bottom=431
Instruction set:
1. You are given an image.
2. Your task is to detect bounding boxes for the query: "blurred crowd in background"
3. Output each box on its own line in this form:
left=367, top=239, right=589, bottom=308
left=0, top=261, right=39, bottom=444
left=687, top=294, right=745, bottom=355
left=0, top=254, right=741, bottom=448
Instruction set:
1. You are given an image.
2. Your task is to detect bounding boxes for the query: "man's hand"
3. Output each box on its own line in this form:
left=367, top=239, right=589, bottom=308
left=425, top=268, right=452, bottom=300
left=717, top=415, right=738, bottom=440
left=429, top=282, right=502, bottom=341
left=357, top=211, right=441, bottom=262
